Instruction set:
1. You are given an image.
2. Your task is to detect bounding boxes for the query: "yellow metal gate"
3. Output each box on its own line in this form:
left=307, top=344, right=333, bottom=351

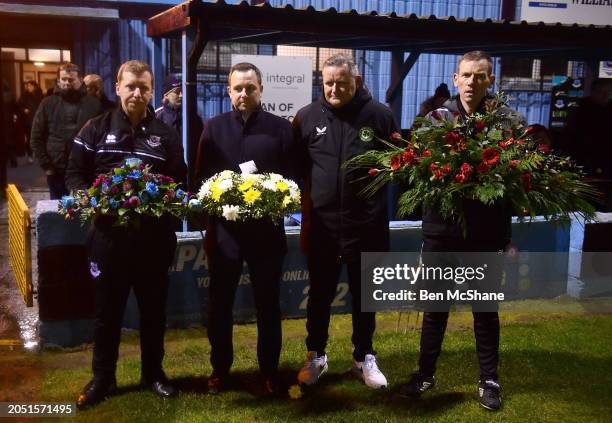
left=6, top=184, right=33, bottom=307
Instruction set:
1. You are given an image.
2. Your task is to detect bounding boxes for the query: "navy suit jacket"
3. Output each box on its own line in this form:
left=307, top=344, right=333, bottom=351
left=195, top=108, right=296, bottom=259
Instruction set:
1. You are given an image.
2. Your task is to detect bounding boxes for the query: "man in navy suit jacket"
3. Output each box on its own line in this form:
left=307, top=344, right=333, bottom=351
left=195, top=62, right=295, bottom=396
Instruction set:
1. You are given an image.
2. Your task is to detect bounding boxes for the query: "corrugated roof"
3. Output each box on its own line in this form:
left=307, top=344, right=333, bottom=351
left=148, top=0, right=612, bottom=60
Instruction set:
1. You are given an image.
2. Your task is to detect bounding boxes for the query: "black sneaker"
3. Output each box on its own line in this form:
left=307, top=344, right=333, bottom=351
left=478, top=379, right=502, bottom=410
left=398, top=372, right=436, bottom=397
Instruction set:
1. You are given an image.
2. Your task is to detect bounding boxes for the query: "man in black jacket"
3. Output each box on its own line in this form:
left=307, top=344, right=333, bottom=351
left=399, top=51, right=525, bottom=411
left=31, top=62, right=103, bottom=199
left=195, top=62, right=295, bottom=395
left=293, top=53, right=398, bottom=389
left=66, top=60, right=186, bottom=409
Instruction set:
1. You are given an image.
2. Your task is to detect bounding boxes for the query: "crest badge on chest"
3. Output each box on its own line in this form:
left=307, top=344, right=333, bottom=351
left=147, top=135, right=162, bottom=148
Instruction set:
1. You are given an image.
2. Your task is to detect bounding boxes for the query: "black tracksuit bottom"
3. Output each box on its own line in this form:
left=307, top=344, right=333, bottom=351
left=87, top=218, right=177, bottom=382
left=207, top=251, right=284, bottom=378
left=417, top=236, right=506, bottom=382
left=305, top=253, right=376, bottom=362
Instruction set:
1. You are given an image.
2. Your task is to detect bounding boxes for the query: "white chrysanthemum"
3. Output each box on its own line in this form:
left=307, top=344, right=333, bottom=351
left=218, top=178, right=233, bottom=192
left=262, top=179, right=278, bottom=191
left=218, top=170, right=233, bottom=180
left=222, top=205, right=240, bottom=221
left=269, top=173, right=283, bottom=183
left=198, top=181, right=212, bottom=199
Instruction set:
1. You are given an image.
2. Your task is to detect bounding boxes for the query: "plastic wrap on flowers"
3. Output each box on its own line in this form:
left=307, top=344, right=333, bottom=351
left=58, top=158, right=197, bottom=227
left=197, top=170, right=301, bottom=223
left=344, top=92, right=598, bottom=234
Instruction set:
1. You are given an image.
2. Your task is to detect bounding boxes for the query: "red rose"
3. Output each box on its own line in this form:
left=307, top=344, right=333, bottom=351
left=434, top=170, right=443, bottom=179
left=391, top=132, right=402, bottom=141
left=454, top=173, right=467, bottom=183
left=460, top=163, right=473, bottom=175
left=477, top=163, right=491, bottom=174
left=482, top=147, right=500, bottom=166
left=509, top=160, right=521, bottom=168
left=368, top=168, right=379, bottom=177
left=128, top=195, right=141, bottom=208
left=401, top=149, right=416, bottom=165
left=390, top=154, right=402, bottom=171
left=431, top=110, right=441, bottom=120
left=444, top=131, right=463, bottom=146
left=498, top=137, right=513, bottom=149
left=422, top=149, right=432, bottom=157
left=522, top=172, right=532, bottom=192
left=475, top=120, right=486, bottom=133
left=441, top=164, right=452, bottom=174
left=430, top=163, right=438, bottom=172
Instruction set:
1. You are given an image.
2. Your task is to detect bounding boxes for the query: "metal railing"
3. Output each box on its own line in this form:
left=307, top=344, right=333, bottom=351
left=6, top=184, right=33, bottom=307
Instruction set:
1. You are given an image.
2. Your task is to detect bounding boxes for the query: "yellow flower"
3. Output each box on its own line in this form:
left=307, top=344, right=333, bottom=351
left=243, top=188, right=261, bottom=205
left=239, top=179, right=255, bottom=192
left=282, top=195, right=292, bottom=208
left=276, top=180, right=289, bottom=192
left=288, top=384, right=303, bottom=400
left=211, top=181, right=223, bottom=202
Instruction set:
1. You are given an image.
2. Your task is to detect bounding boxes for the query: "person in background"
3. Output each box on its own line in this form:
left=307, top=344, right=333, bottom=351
left=84, top=74, right=116, bottom=111
left=17, top=80, right=43, bottom=164
left=30, top=62, right=103, bottom=199
left=417, top=83, right=451, bottom=118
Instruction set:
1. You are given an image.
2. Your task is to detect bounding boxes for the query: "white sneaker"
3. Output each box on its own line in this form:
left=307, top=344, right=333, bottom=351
left=351, top=354, right=388, bottom=389
left=297, top=351, right=328, bottom=385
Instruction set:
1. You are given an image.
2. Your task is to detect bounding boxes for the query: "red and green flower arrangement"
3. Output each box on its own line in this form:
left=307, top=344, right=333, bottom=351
left=347, top=93, right=597, bottom=231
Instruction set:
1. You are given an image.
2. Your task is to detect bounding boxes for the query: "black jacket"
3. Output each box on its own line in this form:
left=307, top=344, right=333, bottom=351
left=293, top=88, right=398, bottom=259
left=422, top=96, right=524, bottom=246
left=65, top=107, right=186, bottom=191
left=31, top=85, right=103, bottom=172
left=17, top=89, right=43, bottom=127
left=195, top=108, right=295, bottom=258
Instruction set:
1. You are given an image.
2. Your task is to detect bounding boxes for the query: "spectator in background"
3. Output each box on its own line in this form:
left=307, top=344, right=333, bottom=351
left=565, top=78, right=612, bottom=178
left=156, top=75, right=202, bottom=188
left=17, top=80, right=43, bottom=164
left=30, top=62, right=103, bottom=199
left=84, top=74, right=116, bottom=111
left=417, top=83, right=451, bottom=118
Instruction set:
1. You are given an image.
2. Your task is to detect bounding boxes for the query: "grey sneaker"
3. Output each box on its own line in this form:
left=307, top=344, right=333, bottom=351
left=479, top=379, right=502, bottom=410
left=297, top=351, right=328, bottom=385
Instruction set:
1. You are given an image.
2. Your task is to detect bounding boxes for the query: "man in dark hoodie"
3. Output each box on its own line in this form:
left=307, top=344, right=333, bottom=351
left=398, top=50, right=525, bottom=411
left=293, top=53, right=398, bottom=390
left=31, top=62, right=102, bottom=199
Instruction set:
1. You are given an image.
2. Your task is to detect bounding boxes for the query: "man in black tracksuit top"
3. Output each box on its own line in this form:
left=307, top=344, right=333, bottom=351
left=399, top=51, right=525, bottom=411
left=294, top=53, right=398, bottom=389
left=65, top=60, right=186, bottom=409
left=195, top=62, right=295, bottom=395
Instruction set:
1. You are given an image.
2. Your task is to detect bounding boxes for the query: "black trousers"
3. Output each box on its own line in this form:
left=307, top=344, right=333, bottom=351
left=207, top=251, right=284, bottom=377
left=306, top=254, right=376, bottom=362
left=47, top=172, right=68, bottom=200
left=417, top=236, right=505, bottom=381
left=87, top=221, right=176, bottom=382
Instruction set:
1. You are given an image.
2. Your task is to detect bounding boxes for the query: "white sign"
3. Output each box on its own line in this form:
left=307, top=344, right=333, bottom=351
left=600, top=61, right=612, bottom=78
left=231, top=55, right=312, bottom=122
left=521, top=1, right=612, bottom=26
